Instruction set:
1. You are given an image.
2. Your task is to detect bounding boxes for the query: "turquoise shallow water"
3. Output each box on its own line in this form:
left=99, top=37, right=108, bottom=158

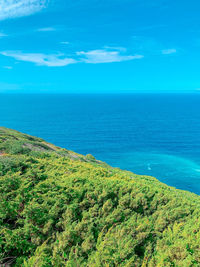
left=107, top=152, right=200, bottom=193
left=1, top=93, right=200, bottom=194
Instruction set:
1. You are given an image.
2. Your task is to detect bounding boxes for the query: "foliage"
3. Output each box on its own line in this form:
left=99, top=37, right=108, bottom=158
left=0, top=127, right=200, bottom=266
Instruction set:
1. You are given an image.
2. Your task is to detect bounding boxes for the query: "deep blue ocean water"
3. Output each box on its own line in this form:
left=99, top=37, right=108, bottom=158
left=1, top=93, right=200, bottom=194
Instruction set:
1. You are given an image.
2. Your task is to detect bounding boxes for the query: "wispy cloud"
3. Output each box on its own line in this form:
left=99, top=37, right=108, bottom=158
left=1, top=51, right=77, bottom=67
left=131, top=36, right=178, bottom=57
left=3, top=66, right=13, bottom=69
left=1, top=47, right=144, bottom=67
left=37, top=27, right=56, bottom=32
left=0, top=0, right=48, bottom=21
left=0, top=32, right=8, bottom=37
left=162, top=48, right=177, bottom=55
left=77, top=49, right=143, bottom=64
left=60, top=41, right=70, bottom=45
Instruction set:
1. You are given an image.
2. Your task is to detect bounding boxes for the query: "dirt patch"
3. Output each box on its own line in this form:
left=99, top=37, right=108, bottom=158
left=42, top=142, right=58, bottom=151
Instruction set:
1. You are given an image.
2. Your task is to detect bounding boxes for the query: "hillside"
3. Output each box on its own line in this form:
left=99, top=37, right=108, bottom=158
left=0, top=127, right=200, bottom=266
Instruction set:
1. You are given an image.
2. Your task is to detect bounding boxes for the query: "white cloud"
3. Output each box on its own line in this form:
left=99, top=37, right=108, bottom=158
left=37, top=27, right=56, bottom=32
left=0, top=32, right=7, bottom=37
left=0, top=0, right=48, bottom=21
left=1, top=51, right=77, bottom=67
left=60, top=41, right=70, bottom=45
left=162, top=48, right=177, bottom=55
left=77, top=49, right=143, bottom=64
left=1, top=47, right=143, bottom=67
left=3, top=66, right=13, bottom=69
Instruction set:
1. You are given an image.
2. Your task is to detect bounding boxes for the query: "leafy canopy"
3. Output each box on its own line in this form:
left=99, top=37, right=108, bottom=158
left=0, top=127, right=200, bottom=266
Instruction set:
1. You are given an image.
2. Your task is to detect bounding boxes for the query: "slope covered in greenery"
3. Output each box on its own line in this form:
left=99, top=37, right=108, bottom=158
left=0, top=127, right=200, bottom=266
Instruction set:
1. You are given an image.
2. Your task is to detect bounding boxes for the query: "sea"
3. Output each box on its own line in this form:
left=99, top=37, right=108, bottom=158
left=1, top=93, right=200, bottom=195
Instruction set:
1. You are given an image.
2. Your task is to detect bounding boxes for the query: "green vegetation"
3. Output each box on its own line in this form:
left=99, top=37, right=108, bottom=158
left=0, top=127, right=200, bottom=266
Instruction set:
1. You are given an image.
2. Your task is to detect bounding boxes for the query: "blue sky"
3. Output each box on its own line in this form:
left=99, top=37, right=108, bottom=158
left=0, top=0, right=200, bottom=93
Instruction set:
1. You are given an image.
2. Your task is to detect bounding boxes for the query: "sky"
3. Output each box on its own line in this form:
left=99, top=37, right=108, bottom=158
left=0, top=0, right=200, bottom=93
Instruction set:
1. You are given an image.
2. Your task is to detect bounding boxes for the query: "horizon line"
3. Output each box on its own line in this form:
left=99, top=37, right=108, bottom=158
left=0, top=91, right=199, bottom=94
